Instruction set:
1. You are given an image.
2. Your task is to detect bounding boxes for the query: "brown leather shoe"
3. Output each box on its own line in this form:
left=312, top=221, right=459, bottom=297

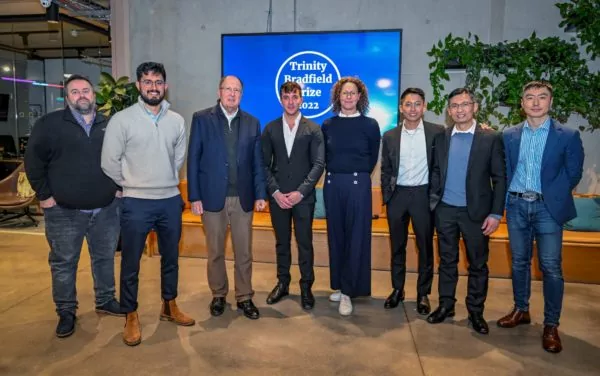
left=496, top=308, right=531, bottom=328
left=543, top=325, right=563, bottom=353
left=160, top=299, right=196, bottom=326
left=123, top=311, right=141, bottom=346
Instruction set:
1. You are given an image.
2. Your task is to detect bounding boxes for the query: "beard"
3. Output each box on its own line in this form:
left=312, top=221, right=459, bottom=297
left=70, top=98, right=94, bottom=115
left=140, top=90, right=165, bottom=106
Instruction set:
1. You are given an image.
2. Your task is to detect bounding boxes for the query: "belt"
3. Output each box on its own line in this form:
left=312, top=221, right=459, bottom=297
left=509, top=191, right=543, bottom=202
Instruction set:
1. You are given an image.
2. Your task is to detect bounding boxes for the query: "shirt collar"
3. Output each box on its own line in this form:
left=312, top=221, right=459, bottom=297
left=402, top=119, right=424, bottom=133
left=219, top=102, right=239, bottom=121
left=451, top=120, right=476, bottom=135
left=69, top=105, right=96, bottom=126
left=339, top=112, right=361, bottom=118
left=524, top=117, right=551, bottom=131
left=138, top=96, right=169, bottom=120
left=282, top=112, right=302, bottom=129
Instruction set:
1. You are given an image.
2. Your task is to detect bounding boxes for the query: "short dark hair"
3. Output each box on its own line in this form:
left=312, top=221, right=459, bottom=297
left=279, top=81, right=302, bottom=97
left=400, top=88, right=425, bottom=102
left=447, top=87, right=476, bottom=103
left=522, top=80, right=553, bottom=97
left=64, top=74, right=93, bottom=91
left=136, top=62, right=166, bottom=81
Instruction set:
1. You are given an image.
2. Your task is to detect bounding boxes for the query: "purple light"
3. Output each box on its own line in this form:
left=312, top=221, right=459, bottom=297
left=1, top=76, right=63, bottom=88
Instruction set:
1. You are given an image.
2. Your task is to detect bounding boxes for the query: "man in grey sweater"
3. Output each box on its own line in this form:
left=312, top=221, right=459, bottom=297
left=101, top=62, right=194, bottom=346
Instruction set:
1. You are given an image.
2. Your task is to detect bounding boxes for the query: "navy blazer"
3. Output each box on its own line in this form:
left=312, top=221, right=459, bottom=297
left=187, top=103, right=267, bottom=213
left=503, top=119, right=584, bottom=224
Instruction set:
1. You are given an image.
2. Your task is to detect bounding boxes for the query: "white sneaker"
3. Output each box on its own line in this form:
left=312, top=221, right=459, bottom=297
left=329, top=291, right=341, bottom=302
left=339, top=294, right=353, bottom=316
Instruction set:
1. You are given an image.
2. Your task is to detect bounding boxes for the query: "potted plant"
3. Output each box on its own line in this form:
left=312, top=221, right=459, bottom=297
left=95, top=72, right=139, bottom=116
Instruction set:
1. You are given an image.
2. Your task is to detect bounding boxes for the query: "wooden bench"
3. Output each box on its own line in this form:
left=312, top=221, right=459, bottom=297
left=146, top=181, right=600, bottom=284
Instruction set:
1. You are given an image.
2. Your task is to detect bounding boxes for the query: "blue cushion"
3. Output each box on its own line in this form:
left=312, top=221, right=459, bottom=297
left=314, top=187, right=326, bottom=219
left=563, top=197, right=600, bottom=232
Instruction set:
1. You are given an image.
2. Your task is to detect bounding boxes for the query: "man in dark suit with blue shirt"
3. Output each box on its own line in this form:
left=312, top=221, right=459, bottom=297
left=187, top=75, right=267, bottom=320
left=261, top=82, right=325, bottom=310
left=497, top=81, right=584, bottom=354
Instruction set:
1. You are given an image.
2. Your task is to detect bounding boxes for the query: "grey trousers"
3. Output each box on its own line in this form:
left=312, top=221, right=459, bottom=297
left=202, top=196, right=254, bottom=302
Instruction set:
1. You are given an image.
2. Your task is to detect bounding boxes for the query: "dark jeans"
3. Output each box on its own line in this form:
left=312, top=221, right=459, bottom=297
left=506, top=195, right=564, bottom=326
left=269, top=200, right=315, bottom=288
left=435, top=202, right=489, bottom=313
left=44, top=198, right=120, bottom=315
left=120, top=195, right=183, bottom=313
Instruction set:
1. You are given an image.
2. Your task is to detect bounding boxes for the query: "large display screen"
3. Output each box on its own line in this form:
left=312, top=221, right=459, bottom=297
left=221, top=29, right=402, bottom=134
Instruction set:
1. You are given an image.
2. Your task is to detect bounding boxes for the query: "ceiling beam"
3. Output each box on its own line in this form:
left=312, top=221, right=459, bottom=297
left=0, top=30, right=60, bottom=36
left=0, top=13, right=109, bottom=37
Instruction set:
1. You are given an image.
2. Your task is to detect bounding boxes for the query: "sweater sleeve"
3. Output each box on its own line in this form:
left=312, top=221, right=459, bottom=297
left=368, top=118, right=381, bottom=173
left=24, top=117, right=53, bottom=200
left=174, top=118, right=187, bottom=174
left=101, top=114, right=126, bottom=186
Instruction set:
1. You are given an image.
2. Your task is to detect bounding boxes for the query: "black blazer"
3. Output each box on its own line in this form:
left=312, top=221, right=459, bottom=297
left=429, top=124, right=507, bottom=222
left=381, top=121, right=445, bottom=204
left=261, top=115, right=325, bottom=204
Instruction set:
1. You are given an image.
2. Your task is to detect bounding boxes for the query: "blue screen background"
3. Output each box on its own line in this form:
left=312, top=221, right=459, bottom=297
left=222, top=30, right=402, bottom=134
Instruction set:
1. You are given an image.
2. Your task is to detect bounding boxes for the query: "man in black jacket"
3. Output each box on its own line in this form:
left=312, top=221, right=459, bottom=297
left=261, top=81, right=325, bottom=310
left=25, top=74, right=122, bottom=339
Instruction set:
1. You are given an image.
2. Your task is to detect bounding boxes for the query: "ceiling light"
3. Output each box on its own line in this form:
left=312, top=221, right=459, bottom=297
left=2, top=66, right=11, bottom=73
left=46, top=4, right=59, bottom=23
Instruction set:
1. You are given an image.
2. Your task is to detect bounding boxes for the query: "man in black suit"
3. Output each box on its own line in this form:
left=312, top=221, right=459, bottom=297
left=261, top=81, right=325, bottom=310
left=381, top=88, right=444, bottom=315
left=427, top=87, right=506, bottom=334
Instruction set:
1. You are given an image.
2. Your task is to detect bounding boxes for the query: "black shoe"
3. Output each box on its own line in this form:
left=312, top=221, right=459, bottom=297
left=95, top=298, right=125, bottom=317
left=384, top=289, right=405, bottom=309
left=300, top=286, right=315, bottom=310
left=209, top=297, right=226, bottom=317
left=266, top=283, right=289, bottom=305
left=426, top=306, right=455, bottom=324
left=416, top=295, right=431, bottom=315
left=237, top=299, right=260, bottom=320
left=56, top=312, right=76, bottom=338
left=468, top=312, right=490, bottom=334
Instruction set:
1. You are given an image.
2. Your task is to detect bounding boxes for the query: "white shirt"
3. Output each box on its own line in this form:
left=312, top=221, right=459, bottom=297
left=451, top=120, right=476, bottom=135
left=219, top=103, right=239, bottom=130
left=338, top=112, right=361, bottom=118
left=397, top=120, right=428, bottom=186
left=282, top=113, right=302, bottom=157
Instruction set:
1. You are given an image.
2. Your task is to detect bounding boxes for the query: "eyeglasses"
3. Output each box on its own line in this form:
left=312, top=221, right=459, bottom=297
left=220, top=87, right=242, bottom=94
left=140, top=79, right=165, bottom=87
left=341, top=91, right=358, bottom=97
left=449, top=102, right=474, bottom=110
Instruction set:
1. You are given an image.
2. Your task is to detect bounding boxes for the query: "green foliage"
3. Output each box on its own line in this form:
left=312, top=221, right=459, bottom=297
left=556, top=0, right=600, bottom=59
left=95, top=72, right=139, bottom=116
left=427, top=33, right=599, bottom=131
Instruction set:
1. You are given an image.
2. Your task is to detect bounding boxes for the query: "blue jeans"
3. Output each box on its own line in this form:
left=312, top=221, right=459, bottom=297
left=44, top=198, right=120, bottom=315
left=119, top=195, right=183, bottom=313
left=505, top=195, right=564, bottom=326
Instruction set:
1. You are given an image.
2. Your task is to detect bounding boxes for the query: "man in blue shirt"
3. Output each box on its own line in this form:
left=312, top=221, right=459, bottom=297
left=497, top=81, right=584, bottom=353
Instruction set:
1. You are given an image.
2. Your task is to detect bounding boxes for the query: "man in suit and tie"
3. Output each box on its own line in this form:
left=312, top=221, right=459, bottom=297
left=497, top=81, right=584, bottom=353
left=381, top=88, right=444, bottom=315
left=427, top=87, right=506, bottom=334
left=187, top=75, right=267, bottom=320
left=261, top=81, right=325, bottom=310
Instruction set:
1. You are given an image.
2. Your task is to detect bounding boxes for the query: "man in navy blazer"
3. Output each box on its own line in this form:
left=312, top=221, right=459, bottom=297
left=187, top=75, right=267, bottom=320
left=497, top=81, right=584, bottom=354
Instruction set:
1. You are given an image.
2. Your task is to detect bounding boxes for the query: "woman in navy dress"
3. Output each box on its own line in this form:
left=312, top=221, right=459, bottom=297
left=322, top=77, right=381, bottom=316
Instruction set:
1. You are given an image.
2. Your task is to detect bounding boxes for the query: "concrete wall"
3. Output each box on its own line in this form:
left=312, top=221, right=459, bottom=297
left=125, top=0, right=600, bottom=193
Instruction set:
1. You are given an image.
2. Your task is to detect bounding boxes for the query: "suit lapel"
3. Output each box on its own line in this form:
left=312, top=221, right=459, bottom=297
left=423, top=122, right=435, bottom=167
left=210, top=106, right=225, bottom=149
left=442, top=127, right=452, bottom=182
left=466, top=125, right=482, bottom=180
left=511, top=124, right=523, bottom=171
left=288, top=116, right=306, bottom=162
left=389, top=126, right=401, bottom=174
left=541, top=120, right=559, bottom=171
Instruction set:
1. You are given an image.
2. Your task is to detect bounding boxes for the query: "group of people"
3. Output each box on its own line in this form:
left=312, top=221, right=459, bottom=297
left=24, top=61, right=584, bottom=354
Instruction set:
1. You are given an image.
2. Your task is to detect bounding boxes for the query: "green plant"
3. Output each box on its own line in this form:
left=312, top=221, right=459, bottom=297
left=556, top=0, right=600, bottom=59
left=95, top=72, right=139, bottom=116
left=427, top=33, right=599, bottom=131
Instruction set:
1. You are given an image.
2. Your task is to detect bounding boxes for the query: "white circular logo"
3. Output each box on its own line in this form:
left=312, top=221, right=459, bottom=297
left=275, top=51, right=341, bottom=119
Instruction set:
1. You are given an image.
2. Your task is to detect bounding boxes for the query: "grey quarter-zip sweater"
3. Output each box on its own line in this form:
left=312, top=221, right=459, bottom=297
left=101, top=97, right=187, bottom=199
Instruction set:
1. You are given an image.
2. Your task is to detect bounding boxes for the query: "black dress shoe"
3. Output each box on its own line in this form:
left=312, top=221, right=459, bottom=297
left=384, top=289, right=405, bottom=309
left=237, top=299, right=260, bottom=320
left=266, top=283, right=289, bottom=305
left=468, top=312, right=490, bottom=334
left=300, top=287, right=315, bottom=310
left=56, top=312, right=76, bottom=338
left=416, top=295, right=431, bottom=315
left=426, top=306, right=455, bottom=324
left=209, top=297, right=226, bottom=317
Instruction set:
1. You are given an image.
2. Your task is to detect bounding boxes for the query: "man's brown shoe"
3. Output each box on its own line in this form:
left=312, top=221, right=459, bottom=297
left=543, top=325, right=563, bottom=353
left=160, top=299, right=195, bottom=326
left=497, top=308, right=531, bottom=328
left=123, top=311, right=141, bottom=346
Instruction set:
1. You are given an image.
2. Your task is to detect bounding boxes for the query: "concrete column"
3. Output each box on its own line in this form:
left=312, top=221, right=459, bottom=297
left=110, top=0, right=131, bottom=79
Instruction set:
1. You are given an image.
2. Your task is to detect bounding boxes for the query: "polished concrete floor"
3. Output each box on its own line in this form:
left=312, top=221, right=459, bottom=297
left=0, top=231, right=599, bottom=376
